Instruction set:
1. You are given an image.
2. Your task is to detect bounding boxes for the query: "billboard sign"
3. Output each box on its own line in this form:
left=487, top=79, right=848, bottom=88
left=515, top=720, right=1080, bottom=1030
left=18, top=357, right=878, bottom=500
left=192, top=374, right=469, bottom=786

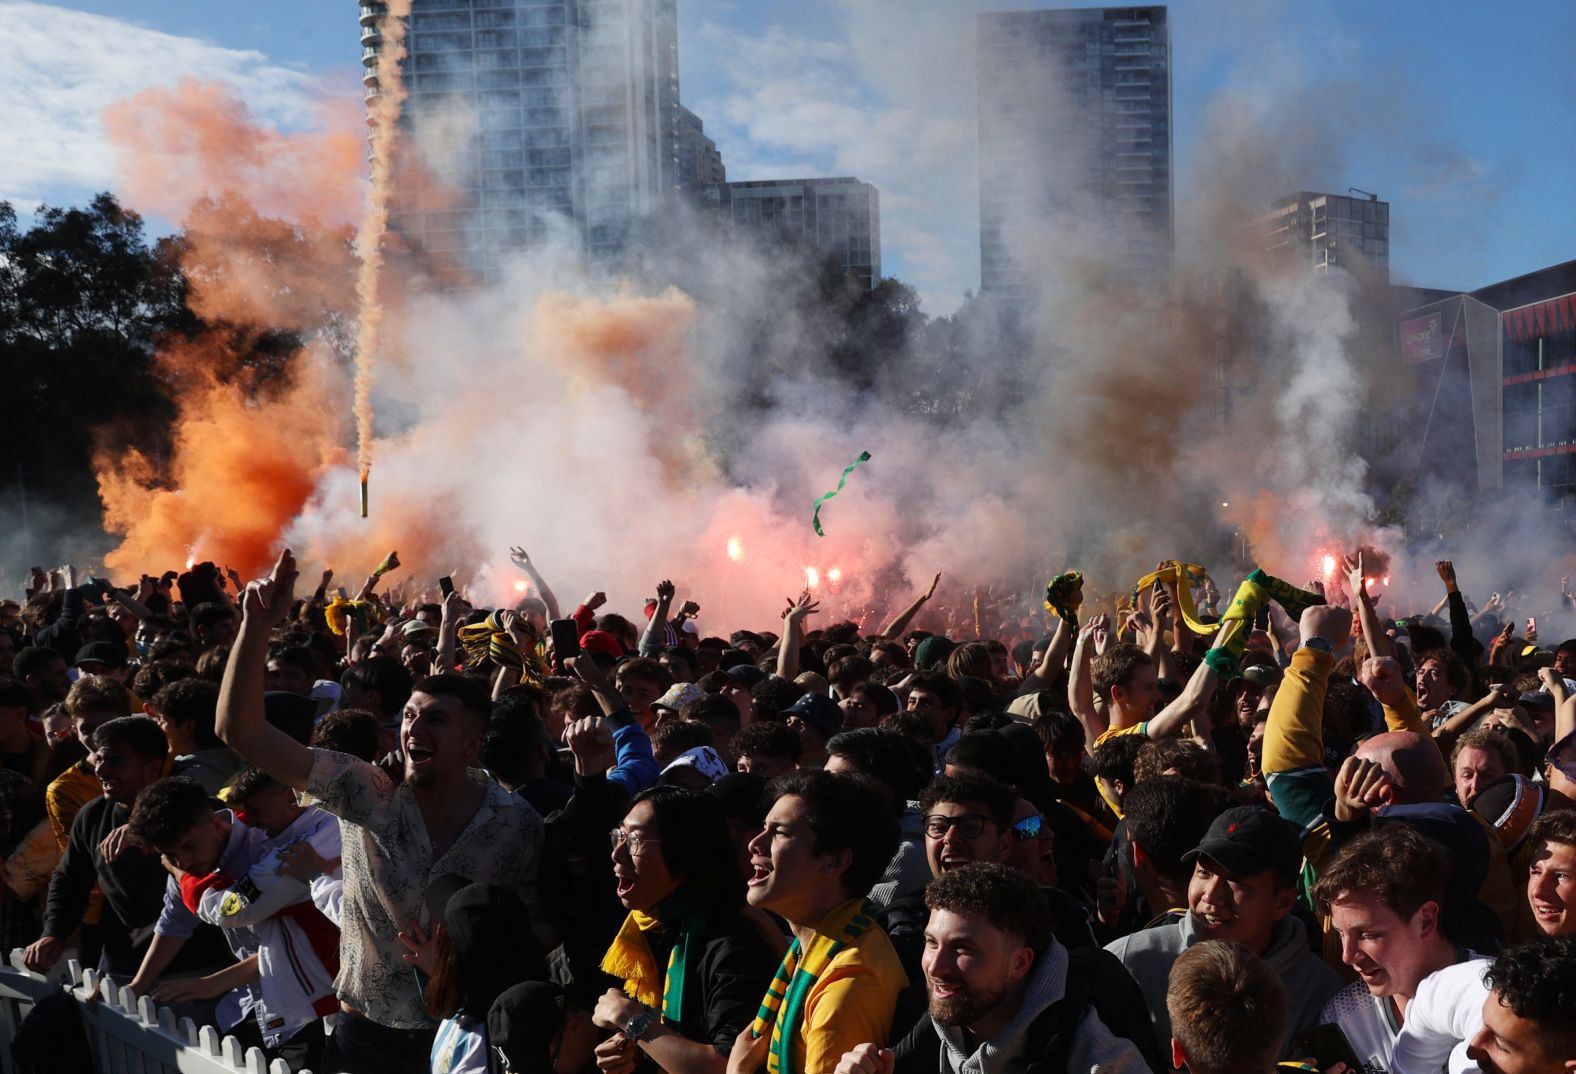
left=1401, top=310, right=1446, bottom=365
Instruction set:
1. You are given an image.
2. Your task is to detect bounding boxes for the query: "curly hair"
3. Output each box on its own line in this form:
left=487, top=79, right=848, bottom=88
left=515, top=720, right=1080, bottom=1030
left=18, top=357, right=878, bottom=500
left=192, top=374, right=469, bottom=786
left=1134, top=739, right=1221, bottom=786
left=924, top=862, right=1053, bottom=957
left=128, top=777, right=214, bottom=849
left=1483, top=937, right=1576, bottom=1062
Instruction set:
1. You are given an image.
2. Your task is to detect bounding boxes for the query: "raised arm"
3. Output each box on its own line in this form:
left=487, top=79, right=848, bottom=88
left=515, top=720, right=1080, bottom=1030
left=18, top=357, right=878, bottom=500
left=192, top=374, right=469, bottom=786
left=435, top=588, right=465, bottom=672
left=509, top=547, right=561, bottom=621
left=1068, top=616, right=1109, bottom=752
left=639, top=579, right=675, bottom=657
left=215, top=550, right=314, bottom=791
left=1436, top=561, right=1483, bottom=664
left=1019, top=617, right=1073, bottom=691
left=778, top=590, right=820, bottom=681
left=881, top=572, right=940, bottom=639
left=1345, top=553, right=1395, bottom=661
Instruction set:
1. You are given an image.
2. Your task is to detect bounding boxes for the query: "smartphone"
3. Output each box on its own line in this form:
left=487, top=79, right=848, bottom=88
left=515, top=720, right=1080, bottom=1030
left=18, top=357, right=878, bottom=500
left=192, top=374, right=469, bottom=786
left=439, top=576, right=455, bottom=598
left=550, top=618, right=581, bottom=660
left=1296, top=1023, right=1363, bottom=1073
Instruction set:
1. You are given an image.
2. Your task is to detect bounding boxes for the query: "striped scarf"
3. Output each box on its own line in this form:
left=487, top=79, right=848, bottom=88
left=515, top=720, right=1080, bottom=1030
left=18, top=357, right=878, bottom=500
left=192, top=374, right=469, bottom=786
left=599, top=895, right=708, bottom=1026
left=752, top=897, right=876, bottom=1074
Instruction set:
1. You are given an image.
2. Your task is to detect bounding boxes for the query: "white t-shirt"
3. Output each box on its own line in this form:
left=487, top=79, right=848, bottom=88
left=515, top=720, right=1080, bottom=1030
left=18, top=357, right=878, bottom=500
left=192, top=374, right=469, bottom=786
left=1391, top=959, right=1491, bottom=1074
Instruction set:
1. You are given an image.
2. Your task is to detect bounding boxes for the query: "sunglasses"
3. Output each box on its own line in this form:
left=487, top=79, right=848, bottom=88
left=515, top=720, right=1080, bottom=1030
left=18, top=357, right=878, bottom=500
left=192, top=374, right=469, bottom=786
left=1010, top=814, right=1044, bottom=842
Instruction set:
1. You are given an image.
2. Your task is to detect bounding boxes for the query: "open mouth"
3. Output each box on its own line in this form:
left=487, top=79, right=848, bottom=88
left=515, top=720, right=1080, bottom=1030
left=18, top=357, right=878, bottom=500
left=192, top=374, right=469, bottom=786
left=407, top=745, right=435, bottom=766
left=1195, top=910, right=1233, bottom=930
left=748, top=860, right=771, bottom=886
left=928, top=979, right=963, bottom=1000
left=1533, top=903, right=1564, bottom=921
left=615, top=870, right=635, bottom=899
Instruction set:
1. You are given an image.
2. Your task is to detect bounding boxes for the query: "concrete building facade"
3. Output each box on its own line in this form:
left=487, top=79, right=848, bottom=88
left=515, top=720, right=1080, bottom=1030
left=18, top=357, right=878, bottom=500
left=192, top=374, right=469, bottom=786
left=715, top=177, right=882, bottom=289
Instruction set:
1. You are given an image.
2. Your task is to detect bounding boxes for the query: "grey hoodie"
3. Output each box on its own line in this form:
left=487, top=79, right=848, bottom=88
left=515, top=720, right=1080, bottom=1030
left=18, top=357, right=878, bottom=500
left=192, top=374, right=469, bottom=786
left=932, top=940, right=1151, bottom=1074
left=1104, top=911, right=1341, bottom=1062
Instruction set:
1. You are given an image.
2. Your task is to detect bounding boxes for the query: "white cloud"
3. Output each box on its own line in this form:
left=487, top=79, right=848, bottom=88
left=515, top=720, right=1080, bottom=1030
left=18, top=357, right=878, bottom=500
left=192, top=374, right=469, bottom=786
left=0, top=1, right=320, bottom=209
left=690, top=9, right=983, bottom=313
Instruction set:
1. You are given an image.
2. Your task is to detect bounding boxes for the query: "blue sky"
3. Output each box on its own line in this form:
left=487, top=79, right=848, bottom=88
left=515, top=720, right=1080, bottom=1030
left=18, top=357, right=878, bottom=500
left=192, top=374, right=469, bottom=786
left=3, top=0, right=1573, bottom=312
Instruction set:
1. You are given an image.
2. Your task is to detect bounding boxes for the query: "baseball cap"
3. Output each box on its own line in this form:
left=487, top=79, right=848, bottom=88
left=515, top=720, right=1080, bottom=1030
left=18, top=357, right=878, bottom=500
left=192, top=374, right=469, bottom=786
left=73, top=641, right=127, bottom=670
left=1182, top=806, right=1302, bottom=885
left=654, top=682, right=705, bottom=713
left=783, top=692, right=843, bottom=738
left=489, top=982, right=567, bottom=1074
left=723, top=664, right=766, bottom=689
left=663, top=745, right=730, bottom=785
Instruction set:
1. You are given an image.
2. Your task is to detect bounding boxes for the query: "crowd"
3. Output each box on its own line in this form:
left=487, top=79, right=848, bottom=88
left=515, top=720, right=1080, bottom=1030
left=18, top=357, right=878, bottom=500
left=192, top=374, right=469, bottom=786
left=0, top=548, right=1573, bottom=1074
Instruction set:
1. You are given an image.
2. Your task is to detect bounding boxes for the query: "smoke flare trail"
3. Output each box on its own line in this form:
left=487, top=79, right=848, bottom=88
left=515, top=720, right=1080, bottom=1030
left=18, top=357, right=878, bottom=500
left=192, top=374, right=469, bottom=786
left=354, top=0, right=413, bottom=517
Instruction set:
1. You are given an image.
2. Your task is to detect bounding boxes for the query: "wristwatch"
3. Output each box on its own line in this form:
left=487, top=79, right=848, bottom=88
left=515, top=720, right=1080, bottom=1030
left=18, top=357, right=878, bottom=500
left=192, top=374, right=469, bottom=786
left=1303, top=637, right=1334, bottom=654
left=624, top=1008, right=657, bottom=1042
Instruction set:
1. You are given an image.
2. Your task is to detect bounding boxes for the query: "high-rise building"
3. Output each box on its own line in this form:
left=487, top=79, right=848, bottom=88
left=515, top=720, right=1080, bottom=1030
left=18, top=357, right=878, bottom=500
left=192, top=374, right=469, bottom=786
left=1264, top=190, right=1390, bottom=282
left=677, top=105, right=725, bottom=192
left=359, top=0, right=681, bottom=272
left=976, top=5, right=1173, bottom=301
left=717, top=177, right=881, bottom=289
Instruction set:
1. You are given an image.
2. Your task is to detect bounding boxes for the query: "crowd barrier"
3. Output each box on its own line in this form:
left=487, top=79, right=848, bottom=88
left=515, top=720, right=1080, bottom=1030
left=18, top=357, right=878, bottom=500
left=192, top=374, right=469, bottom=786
left=0, top=950, right=303, bottom=1074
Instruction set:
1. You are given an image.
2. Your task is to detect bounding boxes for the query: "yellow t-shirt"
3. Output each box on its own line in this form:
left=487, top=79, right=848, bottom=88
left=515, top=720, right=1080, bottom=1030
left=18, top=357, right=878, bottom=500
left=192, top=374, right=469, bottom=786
left=794, top=926, right=908, bottom=1074
left=45, top=762, right=105, bottom=925
left=1092, top=721, right=1149, bottom=750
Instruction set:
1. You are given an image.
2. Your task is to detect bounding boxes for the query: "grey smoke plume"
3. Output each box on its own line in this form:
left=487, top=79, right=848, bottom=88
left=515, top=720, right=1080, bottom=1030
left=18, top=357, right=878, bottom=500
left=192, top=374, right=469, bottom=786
left=81, top=1, right=1572, bottom=642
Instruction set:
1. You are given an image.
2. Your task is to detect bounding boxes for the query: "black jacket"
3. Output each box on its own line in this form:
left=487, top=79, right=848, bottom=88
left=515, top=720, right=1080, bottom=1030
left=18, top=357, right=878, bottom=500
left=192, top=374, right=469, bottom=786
left=642, top=911, right=779, bottom=1053
left=43, top=796, right=232, bottom=977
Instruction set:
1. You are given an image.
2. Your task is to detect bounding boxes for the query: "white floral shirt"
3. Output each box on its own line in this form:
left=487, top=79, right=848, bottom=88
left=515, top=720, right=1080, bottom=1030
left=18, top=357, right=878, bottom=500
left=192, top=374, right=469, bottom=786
left=306, top=749, right=544, bottom=1029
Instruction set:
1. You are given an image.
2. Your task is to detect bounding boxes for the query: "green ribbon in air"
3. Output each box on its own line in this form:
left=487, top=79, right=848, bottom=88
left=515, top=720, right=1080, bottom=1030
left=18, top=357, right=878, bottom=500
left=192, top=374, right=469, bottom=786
left=811, top=451, right=872, bottom=537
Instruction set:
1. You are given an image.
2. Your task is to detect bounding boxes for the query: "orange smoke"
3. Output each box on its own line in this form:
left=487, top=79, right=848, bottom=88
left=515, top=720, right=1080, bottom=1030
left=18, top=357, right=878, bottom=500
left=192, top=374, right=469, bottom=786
left=103, top=80, right=363, bottom=229
left=96, top=80, right=372, bottom=580
left=528, top=288, right=700, bottom=477
left=355, top=0, right=415, bottom=492
left=98, top=341, right=344, bottom=579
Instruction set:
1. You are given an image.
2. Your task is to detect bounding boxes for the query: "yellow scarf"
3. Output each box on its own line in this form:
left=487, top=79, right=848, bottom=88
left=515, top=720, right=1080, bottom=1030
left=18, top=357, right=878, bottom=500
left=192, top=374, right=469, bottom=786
left=1132, top=561, right=1218, bottom=637
left=601, top=909, right=667, bottom=1009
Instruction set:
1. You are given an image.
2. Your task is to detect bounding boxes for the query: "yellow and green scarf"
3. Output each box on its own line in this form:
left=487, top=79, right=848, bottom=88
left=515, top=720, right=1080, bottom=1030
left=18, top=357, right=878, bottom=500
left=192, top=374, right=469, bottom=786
left=600, top=893, right=708, bottom=1026
left=751, top=897, right=876, bottom=1074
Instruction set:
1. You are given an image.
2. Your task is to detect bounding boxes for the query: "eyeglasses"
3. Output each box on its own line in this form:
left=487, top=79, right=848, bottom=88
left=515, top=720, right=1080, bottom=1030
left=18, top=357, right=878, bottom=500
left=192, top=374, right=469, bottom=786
left=1010, top=814, right=1044, bottom=842
left=609, top=828, right=661, bottom=856
left=923, top=813, right=993, bottom=840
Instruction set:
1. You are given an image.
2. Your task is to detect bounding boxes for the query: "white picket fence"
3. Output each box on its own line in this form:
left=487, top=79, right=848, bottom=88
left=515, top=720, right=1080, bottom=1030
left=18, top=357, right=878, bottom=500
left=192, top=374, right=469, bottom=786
left=0, top=949, right=306, bottom=1074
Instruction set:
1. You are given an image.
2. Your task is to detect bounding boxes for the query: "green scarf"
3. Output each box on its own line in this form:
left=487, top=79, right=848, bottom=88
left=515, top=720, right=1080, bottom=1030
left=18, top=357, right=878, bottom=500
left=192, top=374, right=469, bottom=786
left=599, top=890, right=708, bottom=1026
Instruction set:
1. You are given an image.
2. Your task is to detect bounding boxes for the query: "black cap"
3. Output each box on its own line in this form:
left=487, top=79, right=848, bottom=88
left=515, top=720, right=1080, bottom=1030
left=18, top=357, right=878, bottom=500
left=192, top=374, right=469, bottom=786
left=723, top=664, right=766, bottom=688
left=488, top=981, right=567, bottom=1073
left=1182, top=806, right=1302, bottom=885
left=74, top=641, right=127, bottom=670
